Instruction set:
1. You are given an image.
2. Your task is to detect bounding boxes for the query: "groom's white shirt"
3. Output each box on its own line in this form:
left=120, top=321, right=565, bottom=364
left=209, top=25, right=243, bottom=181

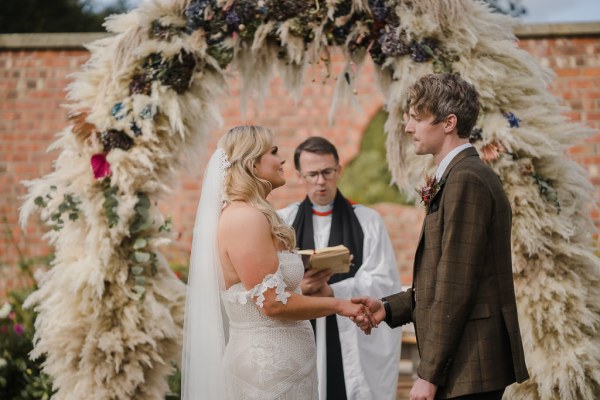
left=435, top=142, right=473, bottom=181
left=278, top=203, right=401, bottom=400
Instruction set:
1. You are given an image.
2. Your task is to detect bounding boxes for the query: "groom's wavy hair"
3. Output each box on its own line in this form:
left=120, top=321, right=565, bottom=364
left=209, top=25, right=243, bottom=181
left=407, top=73, right=480, bottom=138
left=220, top=125, right=296, bottom=250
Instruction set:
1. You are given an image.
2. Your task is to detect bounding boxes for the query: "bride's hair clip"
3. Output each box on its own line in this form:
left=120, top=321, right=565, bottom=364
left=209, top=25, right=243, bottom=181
left=217, top=148, right=231, bottom=177
left=216, top=148, right=230, bottom=209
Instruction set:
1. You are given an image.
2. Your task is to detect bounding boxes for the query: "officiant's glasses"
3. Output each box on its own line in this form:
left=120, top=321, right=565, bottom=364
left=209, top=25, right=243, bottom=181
left=300, top=166, right=339, bottom=183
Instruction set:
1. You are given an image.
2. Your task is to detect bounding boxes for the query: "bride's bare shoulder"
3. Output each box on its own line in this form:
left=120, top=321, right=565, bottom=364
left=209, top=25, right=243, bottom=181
left=220, top=202, right=268, bottom=231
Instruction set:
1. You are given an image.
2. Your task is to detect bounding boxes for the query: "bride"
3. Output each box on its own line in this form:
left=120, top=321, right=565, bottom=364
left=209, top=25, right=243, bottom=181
left=181, top=126, right=368, bottom=399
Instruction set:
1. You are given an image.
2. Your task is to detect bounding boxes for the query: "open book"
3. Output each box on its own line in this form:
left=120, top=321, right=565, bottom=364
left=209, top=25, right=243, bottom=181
left=298, top=244, right=352, bottom=274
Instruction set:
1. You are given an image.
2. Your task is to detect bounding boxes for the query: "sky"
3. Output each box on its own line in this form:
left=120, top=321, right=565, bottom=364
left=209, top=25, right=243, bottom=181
left=90, top=0, right=600, bottom=23
left=519, top=0, right=600, bottom=23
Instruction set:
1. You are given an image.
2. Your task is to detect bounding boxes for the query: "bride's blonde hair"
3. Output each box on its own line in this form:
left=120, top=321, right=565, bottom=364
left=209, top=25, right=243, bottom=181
left=219, top=126, right=296, bottom=250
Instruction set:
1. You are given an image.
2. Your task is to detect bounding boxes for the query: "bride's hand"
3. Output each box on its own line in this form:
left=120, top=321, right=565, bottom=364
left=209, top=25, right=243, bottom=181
left=337, top=300, right=372, bottom=323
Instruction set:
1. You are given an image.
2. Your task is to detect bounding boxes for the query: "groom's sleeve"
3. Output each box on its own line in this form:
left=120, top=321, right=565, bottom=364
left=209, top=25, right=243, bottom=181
left=383, top=290, right=413, bottom=328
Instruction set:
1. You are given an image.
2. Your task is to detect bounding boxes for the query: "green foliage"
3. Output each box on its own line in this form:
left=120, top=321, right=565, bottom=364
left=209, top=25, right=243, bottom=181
left=0, top=290, right=54, bottom=400
left=165, top=365, right=181, bottom=400
left=102, top=181, right=119, bottom=229
left=338, top=109, right=410, bottom=205
left=0, top=0, right=132, bottom=34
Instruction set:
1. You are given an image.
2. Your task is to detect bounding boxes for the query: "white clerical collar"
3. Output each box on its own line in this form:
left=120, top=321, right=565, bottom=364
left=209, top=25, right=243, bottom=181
left=435, top=143, right=473, bottom=181
left=312, top=202, right=333, bottom=216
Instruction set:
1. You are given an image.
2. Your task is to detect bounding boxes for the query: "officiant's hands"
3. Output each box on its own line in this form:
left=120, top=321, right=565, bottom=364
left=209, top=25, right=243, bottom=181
left=301, top=269, right=334, bottom=297
left=349, top=296, right=386, bottom=335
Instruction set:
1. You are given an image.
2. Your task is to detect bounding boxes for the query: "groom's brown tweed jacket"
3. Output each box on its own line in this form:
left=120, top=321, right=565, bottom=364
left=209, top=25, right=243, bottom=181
left=385, top=147, right=529, bottom=399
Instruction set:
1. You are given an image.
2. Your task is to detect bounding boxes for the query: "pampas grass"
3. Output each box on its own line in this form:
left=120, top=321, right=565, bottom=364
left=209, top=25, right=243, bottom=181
left=20, top=0, right=599, bottom=398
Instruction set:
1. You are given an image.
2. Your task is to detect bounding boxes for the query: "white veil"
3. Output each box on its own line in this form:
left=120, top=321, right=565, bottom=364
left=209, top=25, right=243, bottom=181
left=181, top=148, right=230, bottom=399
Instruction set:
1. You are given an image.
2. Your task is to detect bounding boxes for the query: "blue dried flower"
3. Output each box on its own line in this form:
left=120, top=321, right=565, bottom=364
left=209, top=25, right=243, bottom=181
left=504, top=112, right=521, bottom=128
left=140, top=104, right=157, bottom=120
left=111, top=102, right=130, bottom=120
left=130, top=122, right=142, bottom=137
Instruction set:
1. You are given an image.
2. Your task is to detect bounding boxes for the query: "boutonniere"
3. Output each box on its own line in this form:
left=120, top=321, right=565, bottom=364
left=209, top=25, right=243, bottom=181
left=416, top=174, right=445, bottom=207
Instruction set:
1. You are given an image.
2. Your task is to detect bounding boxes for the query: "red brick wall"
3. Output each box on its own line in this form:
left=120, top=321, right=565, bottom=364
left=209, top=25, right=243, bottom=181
left=518, top=36, right=600, bottom=220
left=1, top=28, right=599, bottom=297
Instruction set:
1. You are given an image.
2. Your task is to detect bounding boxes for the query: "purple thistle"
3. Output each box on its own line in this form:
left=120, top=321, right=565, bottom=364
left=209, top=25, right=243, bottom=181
left=225, top=10, right=241, bottom=28
left=13, top=323, right=24, bottom=336
left=379, top=26, right=410, bottom=57
left=369, top=0, right=388, bottom=21
left=185, top=0, right=212, bottom=32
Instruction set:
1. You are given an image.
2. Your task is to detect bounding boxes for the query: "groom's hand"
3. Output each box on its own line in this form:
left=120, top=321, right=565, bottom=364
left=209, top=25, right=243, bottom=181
left=409, top=378, right=437, bottom=400
left=350, top=296, right=385, bottom=335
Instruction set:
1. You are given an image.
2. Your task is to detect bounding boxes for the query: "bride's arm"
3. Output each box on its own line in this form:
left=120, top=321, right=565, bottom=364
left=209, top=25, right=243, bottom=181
left=220, top=205, right=365, bottom=321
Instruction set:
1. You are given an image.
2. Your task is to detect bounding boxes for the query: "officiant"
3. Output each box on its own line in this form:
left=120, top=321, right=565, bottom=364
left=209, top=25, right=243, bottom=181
left=278, top=136, right=401, bottom=400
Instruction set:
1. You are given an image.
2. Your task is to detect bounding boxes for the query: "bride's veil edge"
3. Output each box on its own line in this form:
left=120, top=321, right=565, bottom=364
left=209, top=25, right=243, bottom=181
left=181, top=149, right=229, bottom=399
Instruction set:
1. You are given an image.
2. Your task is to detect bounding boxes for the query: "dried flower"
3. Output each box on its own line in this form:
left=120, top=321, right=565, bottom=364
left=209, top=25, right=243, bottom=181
left=100, top=129, right=134, bottom=152
left=410, top=38, right=438, bottom=63
left=159, top=51, right=197, bottom=93
left=91, top=154, right=111, bottom=179
left=480, top=140, right=506, bottom=163
left=68, top=110, right=96, bottom=142
left=0, top=303, right=11, bottom=319
left=129, top=73, right=152, bottom=96
left=379, top=26, right=411, bottom=57
left=13, top=323, right=24, bottom=336
left=416, top=174, right=445, bottom=207
left=504, top=111, right=521, bottom=128
left=469, top=128, right=483, bottom=143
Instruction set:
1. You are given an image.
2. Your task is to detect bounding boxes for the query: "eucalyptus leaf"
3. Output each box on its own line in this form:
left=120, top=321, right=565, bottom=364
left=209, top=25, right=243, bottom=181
left=134, top=251, right=151, bottom=263
left=135, top=193, right=151, bottom=210
left=69, top=213, right=78, bottom=221
left=135, top=276, right=146, bottom=286
left=34, top=196, right=45, bottom=207
left=133, top=285, right=146, bottom=299
left=133, top=238, right=147, bottom=250
left=131, top=266, right=144, bottom=275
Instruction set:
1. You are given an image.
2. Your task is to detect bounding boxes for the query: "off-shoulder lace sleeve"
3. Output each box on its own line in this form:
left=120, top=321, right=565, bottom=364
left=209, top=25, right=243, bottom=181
left=222, top=268, right=291, bottom=308
left=250, top=269, right=291, bottom=307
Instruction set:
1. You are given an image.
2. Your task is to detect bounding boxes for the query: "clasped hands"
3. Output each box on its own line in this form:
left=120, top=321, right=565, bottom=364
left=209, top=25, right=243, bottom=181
left=301, top=271, right=384, bottom=333
left=349, top=296, right=386, bottom=335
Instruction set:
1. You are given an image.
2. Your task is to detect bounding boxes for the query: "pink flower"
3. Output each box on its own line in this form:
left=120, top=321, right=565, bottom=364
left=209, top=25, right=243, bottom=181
left=91, top=153, right=111, bottom=179
left=13, top=323, right=24, bottom=336
left=480, top=140, right=506, bottom=163
left=8, top=312, right=16, bottom=321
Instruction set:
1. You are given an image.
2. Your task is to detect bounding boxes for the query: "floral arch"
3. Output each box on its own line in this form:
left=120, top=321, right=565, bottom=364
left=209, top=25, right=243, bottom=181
left=20, top=0, right=600, bottom=399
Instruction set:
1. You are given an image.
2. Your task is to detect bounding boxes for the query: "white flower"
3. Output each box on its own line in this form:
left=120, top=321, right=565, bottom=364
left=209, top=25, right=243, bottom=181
left=0, top=358, right=7, bottom=369
left=0, top=303, right=11, bottom=319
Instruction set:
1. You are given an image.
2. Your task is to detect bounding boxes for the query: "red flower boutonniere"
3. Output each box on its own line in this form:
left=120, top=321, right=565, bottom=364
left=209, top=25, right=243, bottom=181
left=416, top=174, right=445, bottom=207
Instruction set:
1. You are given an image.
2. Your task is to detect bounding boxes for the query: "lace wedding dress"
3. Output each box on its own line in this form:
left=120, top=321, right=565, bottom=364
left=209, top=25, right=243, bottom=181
left=221, top=251, right=318, bottom=400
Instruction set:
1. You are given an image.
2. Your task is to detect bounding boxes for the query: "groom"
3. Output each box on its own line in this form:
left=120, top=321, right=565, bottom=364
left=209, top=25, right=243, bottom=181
left=353, top=73, right=529, bottom=400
